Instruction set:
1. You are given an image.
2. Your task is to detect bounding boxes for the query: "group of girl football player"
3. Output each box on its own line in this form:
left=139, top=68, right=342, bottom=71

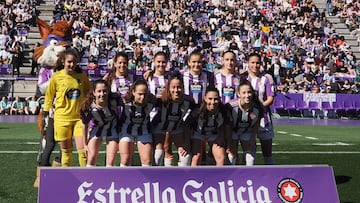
left=39, top=48, right=275, bottom=168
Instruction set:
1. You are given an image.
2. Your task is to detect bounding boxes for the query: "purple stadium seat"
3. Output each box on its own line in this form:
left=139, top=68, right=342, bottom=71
left=0, top=64, right=11, bottom=74
left=285, top=100, right=301, bottom=117
left=273, top=99, right=288, bottom=116
left=308, top=101, right=320, bottom=110
left=19, top=28, right=29, bottom=37
left=321, top=101, right=336, bottom=118
left=108, top=50, right=116, bottom=59
left=343, top=100, right=354, bottom=110
left=332, top=101, right=344, bottom=110
left=98, top=57, right=107, bottom=66
left=343, top=100, right=357, bottom=118
left=321, top=101, right=332, bottom=110
left=309, top=101, right=323, bottom=118
left=79, top=57, right=89, bottom=66
left=332, top=101, right=346, bottom=118
left=296, top=100, right=312, bottom=117
left=353, top=100, right=360, bottom=118
left=354, top=100, right=360, bottom=111
left=285, top=100, right=296, bottom=109
left=296, top=100, right=308, bottom=110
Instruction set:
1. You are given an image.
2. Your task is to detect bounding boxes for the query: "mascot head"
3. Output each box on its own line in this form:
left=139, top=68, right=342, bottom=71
left=34, top=18, right=74, bottom=67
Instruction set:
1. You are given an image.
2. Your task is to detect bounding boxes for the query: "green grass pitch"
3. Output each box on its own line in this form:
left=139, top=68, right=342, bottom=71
left=0, top=122, right=359, bottom=203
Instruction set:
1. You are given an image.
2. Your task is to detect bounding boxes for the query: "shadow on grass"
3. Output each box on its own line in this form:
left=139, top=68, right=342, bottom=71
left=335, top=175, right=352, bottom=185
left=336, top=176, right=356, bottom=203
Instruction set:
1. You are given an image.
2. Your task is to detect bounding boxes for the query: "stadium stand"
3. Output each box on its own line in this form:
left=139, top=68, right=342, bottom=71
left=0, top=0, right=359, bottom=118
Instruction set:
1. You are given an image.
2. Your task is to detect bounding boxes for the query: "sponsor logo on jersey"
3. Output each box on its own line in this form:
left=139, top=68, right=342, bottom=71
left=66, top=89, right=81, bottom=100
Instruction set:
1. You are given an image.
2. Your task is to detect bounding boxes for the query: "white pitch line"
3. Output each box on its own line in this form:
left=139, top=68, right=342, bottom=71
left=305, top=136, right=319, bottom=140
left=313, top=142, right=353, bottom=146
left=290, top=133, right=302, bottom=137
left=271, top=151, right=360, bottom=154
left=1, top=151, right=360, bottom=154
left=277, top=131, right=288, bottom=134
left=335, top=142, right=352, bottom=146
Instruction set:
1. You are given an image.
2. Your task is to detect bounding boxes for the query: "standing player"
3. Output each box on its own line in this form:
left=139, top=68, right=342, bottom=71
left=144, top=51, right=168, bottom=98
left=213, top=50, right=241, bottom=164
left=180, top=50, right=213, bottom=165
left=143, top=51, right=168, bottom=166
left=214, top=50, right=241, bottom=104
left=104, top=52, right=134, bottom=100
left=246, top=52, right=276, bottom=165
left=228, top=81, right=263, bottom=166
left=80, top=80, right=121, bottom=167
left=119, top=80, right=156, bottom=166
left=190, top=86, right=230, bottom=166
left=182, top=51, right=213, bottom=104
left=44, top=48, right=91, bottom=167
left=152, top=72, right=196, bottom=166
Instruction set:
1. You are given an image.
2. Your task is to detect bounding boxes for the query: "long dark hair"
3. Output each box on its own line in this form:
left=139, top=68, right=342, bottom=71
left=161, top=71, right=183, bottom=107
left=55, top=48, right=82, bottom=73
left=237, top=80, right=263, bottom=115
left=80, top=79, right=109, bottom=119
left=105, top=52, right=129, bottom=85
left=123, top=79, right=149, bottom=103
left=198, top=85, right=223, bottom=120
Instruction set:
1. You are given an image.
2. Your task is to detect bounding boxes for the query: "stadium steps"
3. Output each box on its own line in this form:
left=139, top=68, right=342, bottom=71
left=11, top=80, right=38, bottom=98
left=20, top=0, right=54, bottom=77
left=7, top=0, right=53, bottom=97
left=313, top=0, right=360, bottom=59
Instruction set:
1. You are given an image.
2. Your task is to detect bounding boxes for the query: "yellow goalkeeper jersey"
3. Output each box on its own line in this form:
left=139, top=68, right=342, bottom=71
left=44, top=70, right=91, bottom=122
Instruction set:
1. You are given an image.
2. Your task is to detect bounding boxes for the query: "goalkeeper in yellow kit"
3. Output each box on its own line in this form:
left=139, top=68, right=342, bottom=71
left=44, top=48, right=91, bottom=167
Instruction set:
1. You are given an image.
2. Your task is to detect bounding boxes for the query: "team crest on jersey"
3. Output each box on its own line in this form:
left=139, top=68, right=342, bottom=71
left=249, top=112, right=257, bottom=120
left=233, top=77, right=239, bottom=84
left=277, top=178, right=304, bottom=203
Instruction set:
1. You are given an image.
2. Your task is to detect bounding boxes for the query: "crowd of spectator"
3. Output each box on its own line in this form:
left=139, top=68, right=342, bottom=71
left=1, top=0, right=360, bottom=117
left=49, top=0, right=360, bottom=95
left=0, top=95, right=42, bottom=115
left=0, top=0, right=38, bottom=76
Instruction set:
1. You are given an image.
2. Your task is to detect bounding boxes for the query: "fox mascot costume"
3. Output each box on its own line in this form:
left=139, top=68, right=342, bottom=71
left=33, top=17, right=74, bottom=187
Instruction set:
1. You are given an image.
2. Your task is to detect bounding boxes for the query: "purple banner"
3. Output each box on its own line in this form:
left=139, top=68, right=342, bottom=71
left=38, top=166, right=339, bottom=203
left=275, top=93, right=360, bottom=106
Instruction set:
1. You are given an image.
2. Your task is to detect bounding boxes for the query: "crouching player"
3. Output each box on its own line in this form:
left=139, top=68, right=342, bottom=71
left=152, top=72, right=196, bottom=166
left=80, top=80, right=121, bottom=167
left=228, top=81, right=263, bottom=165
left=118, top=79, right=156, bottom=166
left=190, top=86, right=231, bottom=166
